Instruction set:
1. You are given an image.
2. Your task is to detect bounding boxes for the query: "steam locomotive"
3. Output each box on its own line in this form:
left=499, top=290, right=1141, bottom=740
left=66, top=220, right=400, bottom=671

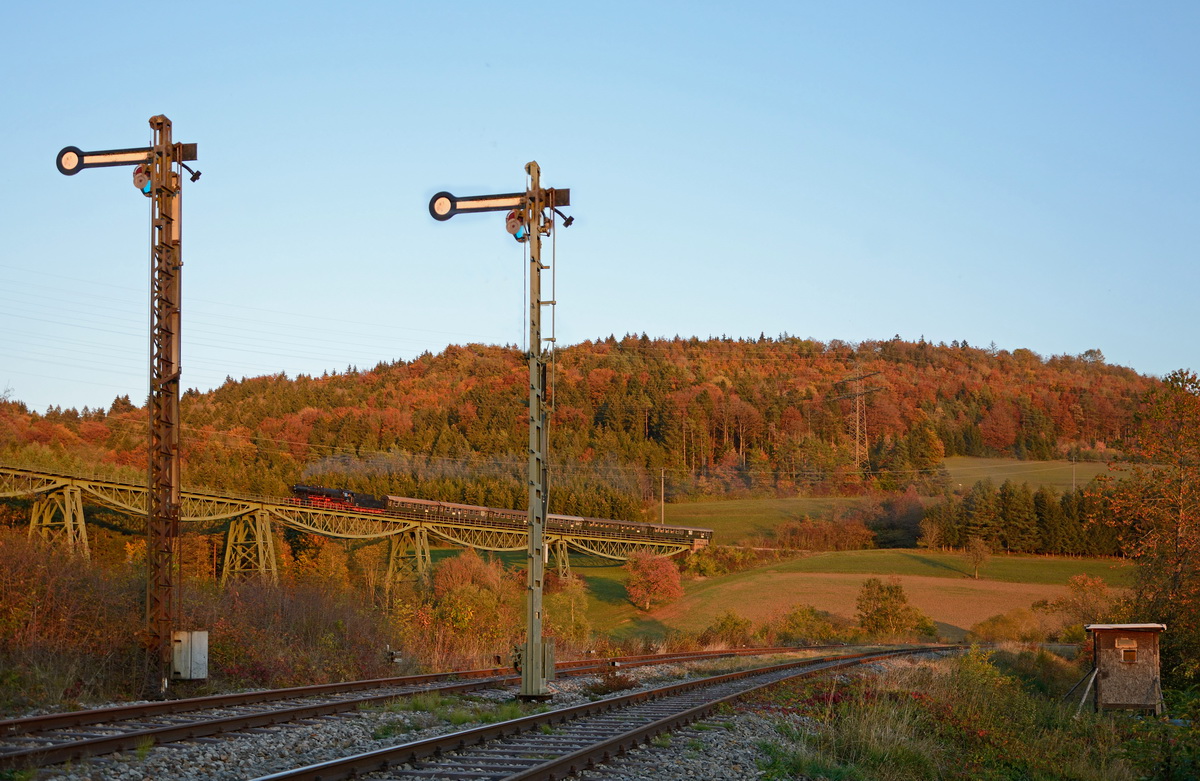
left=290, top=484, right=387, bottom=511
left=289, top=484, right=711, bottom=548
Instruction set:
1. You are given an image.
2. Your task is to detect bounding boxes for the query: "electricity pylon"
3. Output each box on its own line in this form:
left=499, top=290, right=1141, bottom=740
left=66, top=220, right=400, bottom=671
left=830, top=370, right=882, bottom=478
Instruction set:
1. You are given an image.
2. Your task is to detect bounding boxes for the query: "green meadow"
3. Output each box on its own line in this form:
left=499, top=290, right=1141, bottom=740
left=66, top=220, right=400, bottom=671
left=664, top=457, right=1115, bottom=545
left=479, top=457, right=1129, bottom=641
left=941, top=455, right=1112, bottom=492
left=766, top=548, right=1132, bottom=586
left=663, top=496, right=856, bottom=545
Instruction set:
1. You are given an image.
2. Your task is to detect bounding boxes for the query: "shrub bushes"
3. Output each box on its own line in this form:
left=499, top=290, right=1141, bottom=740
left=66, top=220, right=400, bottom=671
left=0, top=531, right=143, bottom=710
left=749, top=648, right=1136, bottom=780
left=967, top=608, right=1050, bottom=644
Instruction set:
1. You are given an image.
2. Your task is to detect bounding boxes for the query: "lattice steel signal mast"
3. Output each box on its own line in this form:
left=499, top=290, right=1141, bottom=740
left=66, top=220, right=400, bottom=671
left=56, top=116, right=200, bottom=696
left=429, top=163, right=571, bottom=700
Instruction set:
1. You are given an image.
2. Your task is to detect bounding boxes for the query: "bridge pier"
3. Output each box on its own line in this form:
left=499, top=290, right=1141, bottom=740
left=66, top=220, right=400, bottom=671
left=550, top=538, right=570, bottom=579
left=386, top=527, right=431, bottom=586
left=220, top=510, right=278, bottom=585
left=29, top=485, right=89, bottom=558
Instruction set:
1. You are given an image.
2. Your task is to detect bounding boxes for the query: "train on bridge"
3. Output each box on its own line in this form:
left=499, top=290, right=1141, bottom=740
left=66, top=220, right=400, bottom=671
left=290, top=484, right=711, bottom=551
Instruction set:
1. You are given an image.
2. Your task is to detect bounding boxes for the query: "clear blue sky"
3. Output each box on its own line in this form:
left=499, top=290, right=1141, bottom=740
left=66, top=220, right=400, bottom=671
left=2, top=2, right=1197, bottom=414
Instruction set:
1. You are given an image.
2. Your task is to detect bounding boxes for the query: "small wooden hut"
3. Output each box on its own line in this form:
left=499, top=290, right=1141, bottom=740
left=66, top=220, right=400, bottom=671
left=1084, top=623, right=1166, bottom=714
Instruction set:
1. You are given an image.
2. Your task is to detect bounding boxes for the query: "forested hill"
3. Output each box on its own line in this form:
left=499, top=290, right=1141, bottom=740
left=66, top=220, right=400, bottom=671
left=1, top=336, right=1155, bottom=521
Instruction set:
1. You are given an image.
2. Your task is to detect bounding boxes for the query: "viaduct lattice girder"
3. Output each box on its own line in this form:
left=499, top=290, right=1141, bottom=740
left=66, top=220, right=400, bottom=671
left=0, top=468, right=64, bottom=499
left=1, top=464, right=702, bottom=557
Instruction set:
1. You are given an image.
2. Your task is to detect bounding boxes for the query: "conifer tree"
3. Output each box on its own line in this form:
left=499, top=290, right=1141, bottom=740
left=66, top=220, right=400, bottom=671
left=961, top=479, right=1001, bottom=547
left=998, top=480, right=1039, bottom=552
left=1033, top=486, right=1068, bottom=554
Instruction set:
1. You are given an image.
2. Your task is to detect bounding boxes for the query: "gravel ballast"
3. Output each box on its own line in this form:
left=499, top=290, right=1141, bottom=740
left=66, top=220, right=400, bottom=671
left=37, top=654, right=932, bottom=780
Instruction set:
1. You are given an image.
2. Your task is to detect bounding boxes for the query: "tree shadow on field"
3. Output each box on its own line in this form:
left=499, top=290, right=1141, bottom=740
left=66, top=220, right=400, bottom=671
left=581, top=574, right=628, bottom=605
left=608, top=616, right=670, bottom=643
left=935, top=620, right=967, bottom=642
left=899, top=553, right=969, bottom=578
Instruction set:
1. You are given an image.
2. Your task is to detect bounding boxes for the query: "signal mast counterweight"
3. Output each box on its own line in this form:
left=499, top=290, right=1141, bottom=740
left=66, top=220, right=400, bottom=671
left=56, top=116, right=200, bottom=697
left=429, top=163, right=571, bottom=700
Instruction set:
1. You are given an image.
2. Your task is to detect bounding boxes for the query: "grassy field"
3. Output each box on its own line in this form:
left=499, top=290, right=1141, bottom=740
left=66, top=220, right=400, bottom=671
left=663, top=496, right=858, bottom=545
left=767, top=549, right=1132, bottom=586
left=942, top=455, right=1112, bottom=492
left=664, top=457, right=1115, bottom=544
left=574, top=549, right=1131, bottom=642
left=481, top=455, right=1127, bottom=643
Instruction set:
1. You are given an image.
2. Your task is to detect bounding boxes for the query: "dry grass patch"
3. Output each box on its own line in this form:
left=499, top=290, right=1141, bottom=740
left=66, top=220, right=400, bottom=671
left=747, top=650, right=1134, bottom=780
left=652, top=573, right=1070, bottom=640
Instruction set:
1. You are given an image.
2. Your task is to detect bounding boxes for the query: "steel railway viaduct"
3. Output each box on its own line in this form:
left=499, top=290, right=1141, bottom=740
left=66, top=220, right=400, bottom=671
left=0, top=463, right=710, bottom=587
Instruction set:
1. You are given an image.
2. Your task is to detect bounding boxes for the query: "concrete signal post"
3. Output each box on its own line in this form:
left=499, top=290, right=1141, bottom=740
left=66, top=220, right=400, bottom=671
left=57, top=116, right=200, bottom=696
left=429, top=163, right=571, bottom=700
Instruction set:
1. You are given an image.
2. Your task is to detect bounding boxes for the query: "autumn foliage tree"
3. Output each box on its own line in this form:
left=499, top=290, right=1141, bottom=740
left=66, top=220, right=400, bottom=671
left=623, top=552, right=683, bottom=611
left=964, top=537, right=991, bottom=579
left=1031, top=573, right=1113, bottom=637
left=1, top=337, right=1158, bottom=520
left=544, top=573, right=591, bottom=648
left=855, top=576, right=937, bottom=639
left=1100, top=369, right=1200, bottom=685
left=432, top=549, right=522, bottom=664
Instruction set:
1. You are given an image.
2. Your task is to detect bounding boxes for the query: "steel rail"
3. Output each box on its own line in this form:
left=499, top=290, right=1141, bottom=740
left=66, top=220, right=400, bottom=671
left=0, top=646, right=814, bottom=738
left=505, top=649, right=936, bottom=781
left=251, top=647, right=951, bottom=781
left=0, top=646, right=825, bottom=772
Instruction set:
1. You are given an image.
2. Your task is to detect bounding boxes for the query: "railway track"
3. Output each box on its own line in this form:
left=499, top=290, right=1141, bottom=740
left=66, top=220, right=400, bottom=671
left=252, top=646, right=952, bottom=781
left=0, top=645, right=831, bottom=775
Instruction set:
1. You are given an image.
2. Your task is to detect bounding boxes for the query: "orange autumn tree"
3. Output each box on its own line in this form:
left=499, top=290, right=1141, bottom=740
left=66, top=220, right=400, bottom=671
left=1100, top=369, right=1200, bottom=686
left=623, top=552, right=683, bottom=611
